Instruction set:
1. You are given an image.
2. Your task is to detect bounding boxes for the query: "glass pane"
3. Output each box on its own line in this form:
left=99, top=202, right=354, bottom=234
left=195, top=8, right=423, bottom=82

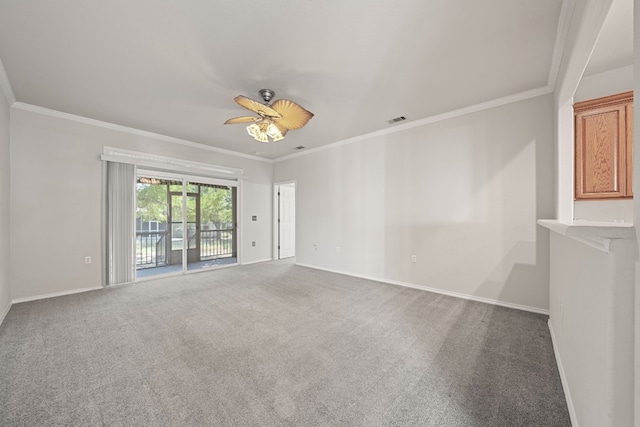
left=200, top=186, right=233, bottom=230
left=169, top=184, right=183, bottom=192
left=187, top=223, right=197, bottom=249
left=199, top=186, right=234, bottom=261
left=187, top=183, right=199, bottom=193
left=171, top=223, right=183, bottom=251
left=171, top=195, right=183, bottom=222
left=186, top=194, right=198, bottom=251
left=135, top=178, right=169, bottom=272
left=186, top=195, right=197, bottom=222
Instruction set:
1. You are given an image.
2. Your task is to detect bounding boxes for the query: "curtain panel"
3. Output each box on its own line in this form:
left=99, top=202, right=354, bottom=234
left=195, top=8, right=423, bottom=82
left=106, top=161, right=136, bottom=285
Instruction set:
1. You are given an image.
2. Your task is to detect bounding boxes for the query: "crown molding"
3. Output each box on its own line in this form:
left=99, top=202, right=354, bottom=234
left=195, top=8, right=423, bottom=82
left=12, top=85, right=555, bottom=166
left=573, top=90, right=632, bottom=113
left=548, top=0, right=576, bottom=90
left=275, top=85, right=553, bottom=162
left=12, top=102, right=272, bottom=163
left=554, top=0, right=615, bottom=104
left=0, top=56, right=16, bottom=105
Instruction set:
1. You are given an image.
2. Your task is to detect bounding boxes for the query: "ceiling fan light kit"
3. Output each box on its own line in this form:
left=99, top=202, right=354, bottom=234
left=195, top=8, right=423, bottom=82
left=224, top=89, right=314, bottom=143
left=246, top=120, right=285, bottom=142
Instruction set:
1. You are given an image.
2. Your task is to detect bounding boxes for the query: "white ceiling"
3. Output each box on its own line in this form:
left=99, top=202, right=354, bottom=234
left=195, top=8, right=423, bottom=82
left=0, top=0, right=628, bottom=160
left=584, top=0, right=633, bottom=76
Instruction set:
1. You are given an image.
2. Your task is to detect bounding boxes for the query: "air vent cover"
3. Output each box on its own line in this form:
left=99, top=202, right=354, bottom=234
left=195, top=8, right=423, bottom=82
left=388, top=116, right=406, bottom=124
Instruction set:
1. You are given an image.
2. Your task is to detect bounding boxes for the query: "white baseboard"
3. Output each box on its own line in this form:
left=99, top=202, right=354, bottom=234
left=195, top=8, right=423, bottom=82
left=0, top=299, right=11, bottom=328
left=295, top=263, right=550, bottom=315
left=548, top=319, right=578, bottom=427
left=12, top=286, right=103, bottom=304
left=241, top=258, right=273, bottom=266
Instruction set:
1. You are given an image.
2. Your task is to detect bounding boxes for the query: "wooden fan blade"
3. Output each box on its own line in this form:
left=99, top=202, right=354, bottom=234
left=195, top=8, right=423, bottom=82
left=224, top=116, right=262, bottom=125
left=271, top=99, right=314, bottom=130
left=234, top=95, right=282, bottom=118
left=273, top=121, right=289, bottom=137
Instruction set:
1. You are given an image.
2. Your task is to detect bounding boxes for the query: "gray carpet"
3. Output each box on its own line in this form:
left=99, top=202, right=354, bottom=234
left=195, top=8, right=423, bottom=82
left=0, top=260, right=571, bottom=426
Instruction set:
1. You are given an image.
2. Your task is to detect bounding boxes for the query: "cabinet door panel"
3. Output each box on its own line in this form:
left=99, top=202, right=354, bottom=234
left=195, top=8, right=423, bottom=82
left=575, top=105, right=627, bottom=199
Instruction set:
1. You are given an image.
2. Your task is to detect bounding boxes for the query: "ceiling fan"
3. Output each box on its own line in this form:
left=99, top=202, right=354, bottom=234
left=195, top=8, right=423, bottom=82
left=224, top=89, right=314, bottom=143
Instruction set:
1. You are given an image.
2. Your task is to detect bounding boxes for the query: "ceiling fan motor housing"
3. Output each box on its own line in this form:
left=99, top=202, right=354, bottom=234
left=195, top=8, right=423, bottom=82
left=259, top=89, right=275, bottom=104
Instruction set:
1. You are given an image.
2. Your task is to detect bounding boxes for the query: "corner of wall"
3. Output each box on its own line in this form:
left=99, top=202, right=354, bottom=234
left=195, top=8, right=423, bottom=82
left=0, top=300, right=10, bottom=328
left=0, top=54, right=12, bottom=327
left=0, top=56, right=16, bottom=106
left=547, top=318, right=579, bottom=427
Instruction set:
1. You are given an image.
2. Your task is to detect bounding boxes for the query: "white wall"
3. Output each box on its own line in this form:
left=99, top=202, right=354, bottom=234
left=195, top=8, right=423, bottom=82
left=241, top=180, right=273, bottom=264
left=633, top=0, right=640, bottom=421
left=274, top=94, right=555, bottom=312
left=574, top=64, right=633, bottom=102
left=9, top=107, right=273, bottom=300
left=0, top=81, right=10, bottom=322
left=573, top=65, right=633, bottom=102
left=546, top=0, right=637, bottom=424
left=553, top=0, right=616, bottom=222
left=574, top=65, right=634, bottom=222
left=548, top=233, right=634, bottom=426
left=574, top=199, right=634, bottom=222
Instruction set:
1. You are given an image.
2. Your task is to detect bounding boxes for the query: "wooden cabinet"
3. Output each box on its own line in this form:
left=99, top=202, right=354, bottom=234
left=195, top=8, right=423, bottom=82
left=574, top=91, right=633, bottom=199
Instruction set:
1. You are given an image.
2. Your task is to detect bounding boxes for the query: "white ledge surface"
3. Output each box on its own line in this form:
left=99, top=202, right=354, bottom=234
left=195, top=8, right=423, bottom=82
left=538, top=219, right=635, bottom=252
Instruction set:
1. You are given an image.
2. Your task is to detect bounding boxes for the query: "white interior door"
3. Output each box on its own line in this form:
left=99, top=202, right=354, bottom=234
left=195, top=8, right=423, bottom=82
left=278, top=184, right=295, bottom=259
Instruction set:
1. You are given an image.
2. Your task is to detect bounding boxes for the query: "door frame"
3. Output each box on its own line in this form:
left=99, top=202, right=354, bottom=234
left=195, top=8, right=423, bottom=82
left=273, top=180, right=296, bottom=260
left=135, top=168, right=241, bottom=278
left=168, top=190, right=200, bottom=266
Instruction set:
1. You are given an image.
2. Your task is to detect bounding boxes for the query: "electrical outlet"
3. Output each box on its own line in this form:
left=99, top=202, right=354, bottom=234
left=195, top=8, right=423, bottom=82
left=252, top=241, right=256, bottom=247
left=85, top=256, right=92, bottom=264
left=411, top=255, right=417, bottom=263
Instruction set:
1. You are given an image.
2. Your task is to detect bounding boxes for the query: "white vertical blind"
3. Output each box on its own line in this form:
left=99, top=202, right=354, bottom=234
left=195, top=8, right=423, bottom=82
left=107, top=161, right=136, bottom=285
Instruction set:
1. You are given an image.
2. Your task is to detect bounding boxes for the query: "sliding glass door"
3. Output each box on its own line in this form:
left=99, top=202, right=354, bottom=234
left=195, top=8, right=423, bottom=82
left=189, top=182, right=237, bottom=270
left=135, top=173, right=237, bottom=278
left=169, top=191, right=200, bottom=265
left=135, top=177, right=172, bottom=271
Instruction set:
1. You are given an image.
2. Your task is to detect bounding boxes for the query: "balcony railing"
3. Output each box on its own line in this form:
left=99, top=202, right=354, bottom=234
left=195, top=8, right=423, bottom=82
left=136, top=231, right=167, bottom=269
left=200, top=229, right=234, bottom=260
left=136, top=228, right=234, bottom=269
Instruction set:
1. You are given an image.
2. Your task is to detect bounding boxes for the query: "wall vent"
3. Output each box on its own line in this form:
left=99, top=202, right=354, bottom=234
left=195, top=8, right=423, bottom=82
left=388, top=116, right=406, bottom=124
left=389, top=116, right=407, bottom=124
